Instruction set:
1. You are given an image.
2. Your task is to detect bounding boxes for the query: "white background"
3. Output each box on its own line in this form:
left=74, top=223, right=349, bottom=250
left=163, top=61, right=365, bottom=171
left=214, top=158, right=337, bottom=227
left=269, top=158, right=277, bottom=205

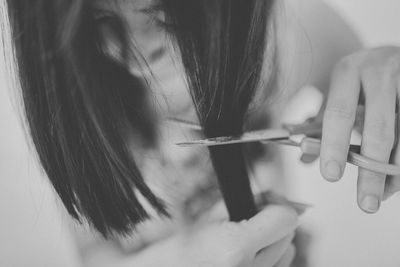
left=1, top=1, right=400, bottom=266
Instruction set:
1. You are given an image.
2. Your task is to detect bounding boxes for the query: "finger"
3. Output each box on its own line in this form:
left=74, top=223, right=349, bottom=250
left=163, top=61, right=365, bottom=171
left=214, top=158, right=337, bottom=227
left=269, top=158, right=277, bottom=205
left=385, top=156, right=400, bottom=201
left=384, top=175, right=400, bottom=200
left=321, top=57, right=361, bottom=182
left=273, top=245, right=296, bottom=267
left=357, top=69, right=396, bottom=213
left=354, top=105, right=366, bottom=134
left=385, top=93, right=400, bottom=200
left=243, top=205, right=298, bottom=253
left=253, top=234, right=295, bottom=267
left=300, top=153, right=319, bottom=164
left=255, top=191, right=311, bottom=215
left=200, top=200, right=228, bottom=223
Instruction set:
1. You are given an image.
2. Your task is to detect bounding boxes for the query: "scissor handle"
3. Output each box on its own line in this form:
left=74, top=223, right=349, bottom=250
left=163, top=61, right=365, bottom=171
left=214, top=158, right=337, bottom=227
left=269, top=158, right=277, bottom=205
left=301, top=137, right=400, bottom=176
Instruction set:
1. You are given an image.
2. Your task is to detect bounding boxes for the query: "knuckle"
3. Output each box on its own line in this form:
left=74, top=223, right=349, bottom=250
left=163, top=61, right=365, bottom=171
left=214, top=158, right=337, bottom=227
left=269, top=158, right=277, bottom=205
left=359, top=166, right=387, bottom=183
left=361, top=54, right=400, bottom=93
left=324, top=102, right=355, bottom=122
left=274, top=205, right=299, bottom=227
left=321, top=138, right=348, bottom=150
left=362, top=65, right=397, bottom=93
left=364, top=137, right=394, bottom=153
left=364, top=170, right=386, bottom=181
left=320, top=137, right=349, bottom=164
left=364, top=118, right=395, bottom=149
left=335, top=55, right=359, bottom=74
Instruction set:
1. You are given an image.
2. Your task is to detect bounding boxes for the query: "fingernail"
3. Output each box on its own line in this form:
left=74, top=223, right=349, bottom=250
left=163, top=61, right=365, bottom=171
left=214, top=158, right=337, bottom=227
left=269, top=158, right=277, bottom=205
left=324, top=160, right=342, bottom=181
left=361, top=195, right=380, bottom=213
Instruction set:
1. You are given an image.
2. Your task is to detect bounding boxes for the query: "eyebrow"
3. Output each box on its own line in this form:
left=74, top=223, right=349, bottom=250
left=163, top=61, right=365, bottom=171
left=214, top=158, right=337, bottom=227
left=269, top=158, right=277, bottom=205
left=137, top=1, right=163, bottom=15
left=91, top=0, right=162, bottom=18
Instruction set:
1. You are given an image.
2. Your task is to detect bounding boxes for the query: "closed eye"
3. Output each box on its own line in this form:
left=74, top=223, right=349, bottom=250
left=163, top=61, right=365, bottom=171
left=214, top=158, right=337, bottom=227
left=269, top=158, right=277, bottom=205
left=137, top=2, right=174, bottom=32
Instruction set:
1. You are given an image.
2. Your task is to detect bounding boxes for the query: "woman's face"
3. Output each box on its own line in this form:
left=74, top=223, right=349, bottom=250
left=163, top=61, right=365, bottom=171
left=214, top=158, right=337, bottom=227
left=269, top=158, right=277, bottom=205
left=90, top=0, right=218, bottom=248
left=93, top=0, right=193, bottom=115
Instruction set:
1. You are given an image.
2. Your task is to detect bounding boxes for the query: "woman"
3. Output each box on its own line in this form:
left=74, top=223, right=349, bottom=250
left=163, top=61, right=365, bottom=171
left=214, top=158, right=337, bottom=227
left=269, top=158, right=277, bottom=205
left=3, top=0, right=400, bottom=266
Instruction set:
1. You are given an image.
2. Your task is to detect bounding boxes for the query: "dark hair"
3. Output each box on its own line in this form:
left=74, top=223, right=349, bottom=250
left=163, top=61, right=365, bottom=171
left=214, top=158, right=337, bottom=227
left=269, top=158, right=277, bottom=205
left=163, top=0, right=274, bottom=221
left=4, top=0, right=275, bottom=237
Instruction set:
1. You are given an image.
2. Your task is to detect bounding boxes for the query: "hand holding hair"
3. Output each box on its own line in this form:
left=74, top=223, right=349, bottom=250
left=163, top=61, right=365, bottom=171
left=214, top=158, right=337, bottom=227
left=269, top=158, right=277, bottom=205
left=121, top=204, right=298, bottom=267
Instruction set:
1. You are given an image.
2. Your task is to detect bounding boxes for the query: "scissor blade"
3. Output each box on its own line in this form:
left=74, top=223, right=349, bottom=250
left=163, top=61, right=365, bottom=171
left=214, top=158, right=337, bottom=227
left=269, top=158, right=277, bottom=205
left=176, top=129, right=291, bottom=147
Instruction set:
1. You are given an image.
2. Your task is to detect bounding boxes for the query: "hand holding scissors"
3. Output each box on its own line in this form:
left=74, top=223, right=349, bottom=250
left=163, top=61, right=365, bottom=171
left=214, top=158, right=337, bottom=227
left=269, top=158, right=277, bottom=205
left=176, top=47, right=400, bottom=214
left=175, top=119, right=400, bottom=176
left=320, top=47, right=400, bottom=213
left=173, top=104, right=400, bottom=214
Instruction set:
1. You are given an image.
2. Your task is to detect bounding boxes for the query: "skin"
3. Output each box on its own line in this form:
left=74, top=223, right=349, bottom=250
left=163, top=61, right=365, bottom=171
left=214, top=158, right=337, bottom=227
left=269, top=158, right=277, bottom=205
left=71, top=0, right=389, bottom=266
left=320, top=47, right=400, bottom=213
left=75, top=204, right=298, bottom=267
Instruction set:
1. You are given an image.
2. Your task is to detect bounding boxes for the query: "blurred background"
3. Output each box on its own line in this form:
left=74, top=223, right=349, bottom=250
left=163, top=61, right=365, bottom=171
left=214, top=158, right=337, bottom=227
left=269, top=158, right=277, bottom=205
left=1, top=0, right=400, bottom=266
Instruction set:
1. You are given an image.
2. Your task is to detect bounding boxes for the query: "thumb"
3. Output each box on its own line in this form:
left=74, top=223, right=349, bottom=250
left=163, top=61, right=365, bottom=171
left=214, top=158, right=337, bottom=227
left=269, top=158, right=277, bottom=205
left=242, top=205, right=298, bottom=254
left=199, top=200, right=229, bottom=223
left=300, top=153, right=319, bottom=164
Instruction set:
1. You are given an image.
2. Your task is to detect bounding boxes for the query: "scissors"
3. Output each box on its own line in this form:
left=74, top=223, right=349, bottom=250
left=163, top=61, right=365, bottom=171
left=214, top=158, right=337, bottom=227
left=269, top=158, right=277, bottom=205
left=171, top=117, right=400, bottom=176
